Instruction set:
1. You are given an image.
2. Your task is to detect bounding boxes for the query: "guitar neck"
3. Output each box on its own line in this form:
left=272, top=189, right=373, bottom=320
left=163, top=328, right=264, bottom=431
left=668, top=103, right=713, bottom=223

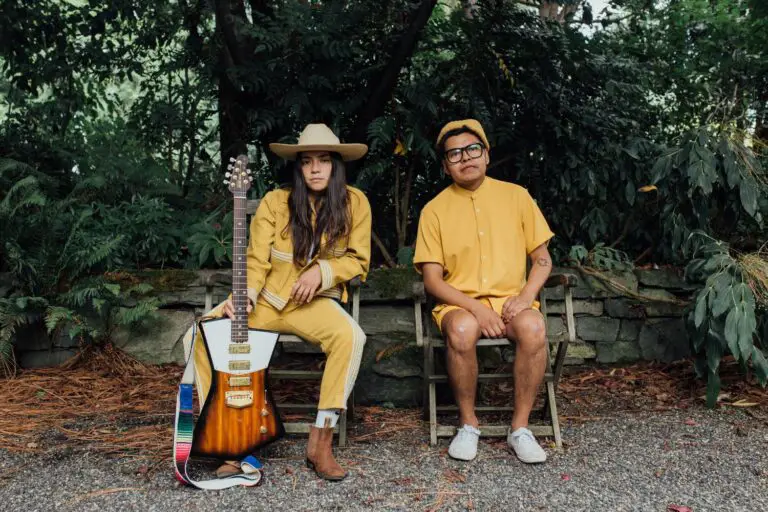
left=232, top=194, right=248, bottom=342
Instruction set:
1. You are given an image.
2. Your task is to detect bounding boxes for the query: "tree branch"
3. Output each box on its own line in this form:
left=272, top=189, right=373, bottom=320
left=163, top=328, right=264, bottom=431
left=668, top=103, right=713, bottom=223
left=348, top=0, right=438, bottom=161
left=372, top=231, right=397, bottom=268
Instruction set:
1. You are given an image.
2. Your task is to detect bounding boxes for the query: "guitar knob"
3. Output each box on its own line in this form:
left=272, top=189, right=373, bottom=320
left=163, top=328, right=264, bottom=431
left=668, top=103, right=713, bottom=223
left=261, top=409, right=269, bottom=417
left=260, top=426, right=268, bottom=434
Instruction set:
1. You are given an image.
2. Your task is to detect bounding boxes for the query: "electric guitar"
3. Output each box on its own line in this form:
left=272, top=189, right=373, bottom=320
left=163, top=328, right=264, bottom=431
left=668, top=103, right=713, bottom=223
left=191, top=155, right=284, bottom=459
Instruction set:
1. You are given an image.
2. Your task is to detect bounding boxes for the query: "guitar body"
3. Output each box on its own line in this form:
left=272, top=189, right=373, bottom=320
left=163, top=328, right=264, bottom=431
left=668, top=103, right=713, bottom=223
left=192, top=317, right=284, bottom=459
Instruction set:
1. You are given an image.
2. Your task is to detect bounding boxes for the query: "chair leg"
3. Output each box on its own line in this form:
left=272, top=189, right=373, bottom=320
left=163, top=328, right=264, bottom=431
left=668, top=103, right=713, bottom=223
left=429, top=380, right=438, bottom=446
left=338, top=408, right=348, bottom=448
left=347, top=390, right=355, bottom=423
left=422, top=338, right=432, bottom=421
left=546, top=380, right=562, bottom=451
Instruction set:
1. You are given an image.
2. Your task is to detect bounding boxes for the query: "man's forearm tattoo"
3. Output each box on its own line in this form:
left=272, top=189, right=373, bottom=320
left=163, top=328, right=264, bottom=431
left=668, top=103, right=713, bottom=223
left=535, top=257, right=551, bottom=267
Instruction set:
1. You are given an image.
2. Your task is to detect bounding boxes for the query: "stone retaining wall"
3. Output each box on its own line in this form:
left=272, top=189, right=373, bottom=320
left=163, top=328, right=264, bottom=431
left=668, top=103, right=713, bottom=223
left=14, top=267, right=695, bottom=406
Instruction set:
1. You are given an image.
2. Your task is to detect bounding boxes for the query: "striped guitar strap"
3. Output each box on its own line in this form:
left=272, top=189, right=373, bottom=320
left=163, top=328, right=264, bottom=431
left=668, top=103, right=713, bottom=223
left=172, top=322, right=264, bottom=489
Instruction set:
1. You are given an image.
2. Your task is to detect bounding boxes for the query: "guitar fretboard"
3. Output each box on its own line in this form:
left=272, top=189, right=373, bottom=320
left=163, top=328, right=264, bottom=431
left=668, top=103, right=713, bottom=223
left=232, top=193, right=249, bottom=343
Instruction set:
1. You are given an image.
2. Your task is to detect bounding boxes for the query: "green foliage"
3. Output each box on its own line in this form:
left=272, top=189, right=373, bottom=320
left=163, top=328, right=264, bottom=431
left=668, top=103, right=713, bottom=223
left=187, top=210, right=235, bottom=267
left=685, top=232, right=768, bottom=406
left=568, top=243, right=633, bottom=271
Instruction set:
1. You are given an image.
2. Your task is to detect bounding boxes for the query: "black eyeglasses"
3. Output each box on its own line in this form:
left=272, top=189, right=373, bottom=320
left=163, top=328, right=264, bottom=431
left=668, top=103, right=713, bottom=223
left=443, top=142, right=485, bottom=164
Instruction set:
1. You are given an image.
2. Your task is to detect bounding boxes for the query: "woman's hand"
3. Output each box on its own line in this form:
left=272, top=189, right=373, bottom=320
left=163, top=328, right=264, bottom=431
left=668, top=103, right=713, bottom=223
left=222, top=298, right=253, bottom=319
left=291, top=264, right=322, bottom=304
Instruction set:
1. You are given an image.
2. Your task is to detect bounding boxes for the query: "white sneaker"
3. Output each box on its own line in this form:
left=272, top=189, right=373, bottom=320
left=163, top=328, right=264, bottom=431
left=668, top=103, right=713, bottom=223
left=448, top=424, right=481, bottom=461
left=507, top=427, right=547, bottom=463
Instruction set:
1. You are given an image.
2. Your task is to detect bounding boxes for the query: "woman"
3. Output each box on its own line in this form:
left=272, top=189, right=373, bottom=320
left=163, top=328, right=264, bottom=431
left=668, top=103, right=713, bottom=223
left=208, top=124, right=371, bottom=482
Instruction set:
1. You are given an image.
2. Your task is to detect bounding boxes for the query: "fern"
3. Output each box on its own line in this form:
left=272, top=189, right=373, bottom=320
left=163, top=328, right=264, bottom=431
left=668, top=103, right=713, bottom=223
left=45, top=306, right=76, bottom=334
left=114, top=298, right=160, bottom=326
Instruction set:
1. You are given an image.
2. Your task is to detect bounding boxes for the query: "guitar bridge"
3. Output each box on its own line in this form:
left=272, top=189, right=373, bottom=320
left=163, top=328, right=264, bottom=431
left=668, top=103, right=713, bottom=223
left=225, top=390, right=254, bottom=408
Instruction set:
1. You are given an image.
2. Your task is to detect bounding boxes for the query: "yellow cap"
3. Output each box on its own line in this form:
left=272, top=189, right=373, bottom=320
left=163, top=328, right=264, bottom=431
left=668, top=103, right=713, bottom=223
left=436, top=119, right=490, bottom=151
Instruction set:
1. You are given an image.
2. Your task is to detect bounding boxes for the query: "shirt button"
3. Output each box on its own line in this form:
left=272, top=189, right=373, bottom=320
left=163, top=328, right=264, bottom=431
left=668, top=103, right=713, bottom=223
left=483, top=278, right=488, bottom=283
left=479, top=231, right=484, bottom=236
left=476, top=208, right=480, bottom=213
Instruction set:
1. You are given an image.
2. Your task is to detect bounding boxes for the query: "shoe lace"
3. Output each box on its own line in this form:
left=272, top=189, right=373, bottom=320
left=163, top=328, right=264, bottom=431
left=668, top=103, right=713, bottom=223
left=513, top=428, right=535, bottom=445
left=456, top=425, right=479, bottom=442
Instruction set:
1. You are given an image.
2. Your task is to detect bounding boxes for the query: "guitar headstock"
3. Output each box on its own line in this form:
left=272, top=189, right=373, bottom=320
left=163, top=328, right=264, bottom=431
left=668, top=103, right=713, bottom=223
left=225, top=155, right=252, bottom=195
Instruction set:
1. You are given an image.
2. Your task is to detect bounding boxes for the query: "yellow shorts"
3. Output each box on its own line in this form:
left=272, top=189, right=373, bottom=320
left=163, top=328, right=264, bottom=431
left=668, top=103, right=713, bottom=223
left=432, top=296, right=540, bottom=334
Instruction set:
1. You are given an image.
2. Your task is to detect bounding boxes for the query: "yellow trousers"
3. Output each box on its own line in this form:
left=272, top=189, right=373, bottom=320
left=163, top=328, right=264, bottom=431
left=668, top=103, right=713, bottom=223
left=189, top=297, right=366, bottom=410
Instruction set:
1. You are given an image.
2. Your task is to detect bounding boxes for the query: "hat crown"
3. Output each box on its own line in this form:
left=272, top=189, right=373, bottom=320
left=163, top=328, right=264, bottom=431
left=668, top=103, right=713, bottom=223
left=297, top=124, right=341, bottom=146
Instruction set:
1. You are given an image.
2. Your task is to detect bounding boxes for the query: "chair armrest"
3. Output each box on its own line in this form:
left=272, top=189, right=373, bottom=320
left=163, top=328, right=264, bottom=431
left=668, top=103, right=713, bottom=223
left=544, top=272, right=578, bottom=289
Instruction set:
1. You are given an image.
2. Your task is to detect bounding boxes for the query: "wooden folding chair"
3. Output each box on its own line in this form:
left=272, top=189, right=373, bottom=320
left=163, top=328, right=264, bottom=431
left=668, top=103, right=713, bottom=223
left=413, top=272, right=577, bottom=449
left=202, top=198, right=359, bottom=447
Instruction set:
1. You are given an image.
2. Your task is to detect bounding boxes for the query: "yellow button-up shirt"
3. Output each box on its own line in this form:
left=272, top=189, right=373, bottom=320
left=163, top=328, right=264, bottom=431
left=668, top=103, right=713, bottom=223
left=245, top=186, right=371, bottom=311
left=414, top=177, right=554, bottom=304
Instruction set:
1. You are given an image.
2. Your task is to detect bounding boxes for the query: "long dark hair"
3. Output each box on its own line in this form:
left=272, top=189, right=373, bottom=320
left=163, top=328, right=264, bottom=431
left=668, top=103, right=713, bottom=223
left=283, top=152, right=350, bottom=266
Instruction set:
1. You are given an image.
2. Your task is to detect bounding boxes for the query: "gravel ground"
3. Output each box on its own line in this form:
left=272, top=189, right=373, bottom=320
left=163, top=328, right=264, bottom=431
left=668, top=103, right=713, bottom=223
left=1, top=408, right=766, bottom=512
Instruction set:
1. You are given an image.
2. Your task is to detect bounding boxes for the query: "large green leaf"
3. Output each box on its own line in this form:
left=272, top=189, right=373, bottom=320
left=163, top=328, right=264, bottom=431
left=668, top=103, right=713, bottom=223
left=104, top=283, right=121, bottom=296
left=706, top=334, right=722, bottom=374
left=739, top=179, right=758, bottom=217
left=709, top=273, right=733, bottom=317
left=737, top=309, right=757, bottom=362
left=705, top=370, right=721, bottom=408
left=694, top=293, right=707, bottom=328
left=752, top=346, right=768, bottom=387
left=724, top=307, right=740, bottom=357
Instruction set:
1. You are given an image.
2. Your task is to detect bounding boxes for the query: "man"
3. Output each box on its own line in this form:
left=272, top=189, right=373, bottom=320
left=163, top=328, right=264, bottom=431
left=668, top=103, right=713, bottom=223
left=413, top=119, right=554, bottom=463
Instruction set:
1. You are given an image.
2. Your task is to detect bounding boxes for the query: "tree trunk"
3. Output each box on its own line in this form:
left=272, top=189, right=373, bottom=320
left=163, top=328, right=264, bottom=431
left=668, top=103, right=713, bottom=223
left=348, top=0, right=438, bottom=178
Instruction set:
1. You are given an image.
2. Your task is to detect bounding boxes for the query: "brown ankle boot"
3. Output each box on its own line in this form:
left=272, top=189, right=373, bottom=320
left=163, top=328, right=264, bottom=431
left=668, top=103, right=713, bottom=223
left=306, top=425, right=347, bottom=481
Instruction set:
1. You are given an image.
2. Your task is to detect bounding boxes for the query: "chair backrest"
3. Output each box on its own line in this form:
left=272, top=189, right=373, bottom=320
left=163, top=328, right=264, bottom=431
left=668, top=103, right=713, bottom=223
left=246, top=199, right=261, bottom=217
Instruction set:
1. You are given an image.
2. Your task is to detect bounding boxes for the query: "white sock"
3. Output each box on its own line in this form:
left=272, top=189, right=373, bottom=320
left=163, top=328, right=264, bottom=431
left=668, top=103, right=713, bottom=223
left=314, top=409, right=340, bottom=428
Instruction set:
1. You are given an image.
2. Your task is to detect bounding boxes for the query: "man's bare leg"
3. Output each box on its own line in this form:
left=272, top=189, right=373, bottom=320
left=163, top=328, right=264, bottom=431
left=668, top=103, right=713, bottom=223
left=506, top=309, right=547, bottom=429
left=442, top=309, right=482, bottom=428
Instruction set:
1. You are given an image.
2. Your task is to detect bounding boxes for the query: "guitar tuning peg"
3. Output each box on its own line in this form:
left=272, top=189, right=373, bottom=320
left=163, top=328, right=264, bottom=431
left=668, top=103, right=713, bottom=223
left=246, top=169, right=252, bottom=174
left=225, top=172, right=231, bottom=177
left=248, top=177, right=253, bottom=182
left=227, top=164, right=233, bottom=171
left=223, top=180, right=229, bottom=184
left=229, top=157, right=236, bottom=162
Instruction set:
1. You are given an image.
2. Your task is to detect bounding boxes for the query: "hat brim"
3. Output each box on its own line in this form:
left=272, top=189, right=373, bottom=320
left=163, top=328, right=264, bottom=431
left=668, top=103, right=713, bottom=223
left=269, top=143, right=368, bottom=162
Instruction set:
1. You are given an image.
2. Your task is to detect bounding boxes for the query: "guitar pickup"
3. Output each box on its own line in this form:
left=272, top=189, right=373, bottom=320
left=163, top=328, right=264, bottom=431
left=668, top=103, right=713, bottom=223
left=229, top=344, right=251, bottom=354
left=229, top=360, right=251, bottom=371
left=229, top=376, right=252, bottom=387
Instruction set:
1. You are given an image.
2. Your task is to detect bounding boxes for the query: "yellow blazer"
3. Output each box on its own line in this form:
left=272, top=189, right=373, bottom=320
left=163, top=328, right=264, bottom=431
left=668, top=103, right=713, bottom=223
left=245, top=186, right=371, bottom=310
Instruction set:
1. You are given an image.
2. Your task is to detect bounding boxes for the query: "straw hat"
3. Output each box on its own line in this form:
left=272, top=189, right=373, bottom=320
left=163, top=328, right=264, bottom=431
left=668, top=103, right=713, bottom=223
left=269, top=124, right=368, bottom=161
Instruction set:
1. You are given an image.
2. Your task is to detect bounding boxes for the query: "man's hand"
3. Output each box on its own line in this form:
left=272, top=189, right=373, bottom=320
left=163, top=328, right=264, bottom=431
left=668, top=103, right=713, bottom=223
left=223, top=298, right=253, bottom=319
left=501, top=295, right=534, bottom=323
left=471, top=303, right=506, bottom=338
left=291, top=264, right=322, bottom=304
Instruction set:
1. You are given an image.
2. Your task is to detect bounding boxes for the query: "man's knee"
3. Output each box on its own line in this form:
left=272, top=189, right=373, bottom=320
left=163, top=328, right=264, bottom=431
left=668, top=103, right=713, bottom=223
left=507, top=313, right=546, bottom=353
left=443, top=312, right=480, bottom=355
